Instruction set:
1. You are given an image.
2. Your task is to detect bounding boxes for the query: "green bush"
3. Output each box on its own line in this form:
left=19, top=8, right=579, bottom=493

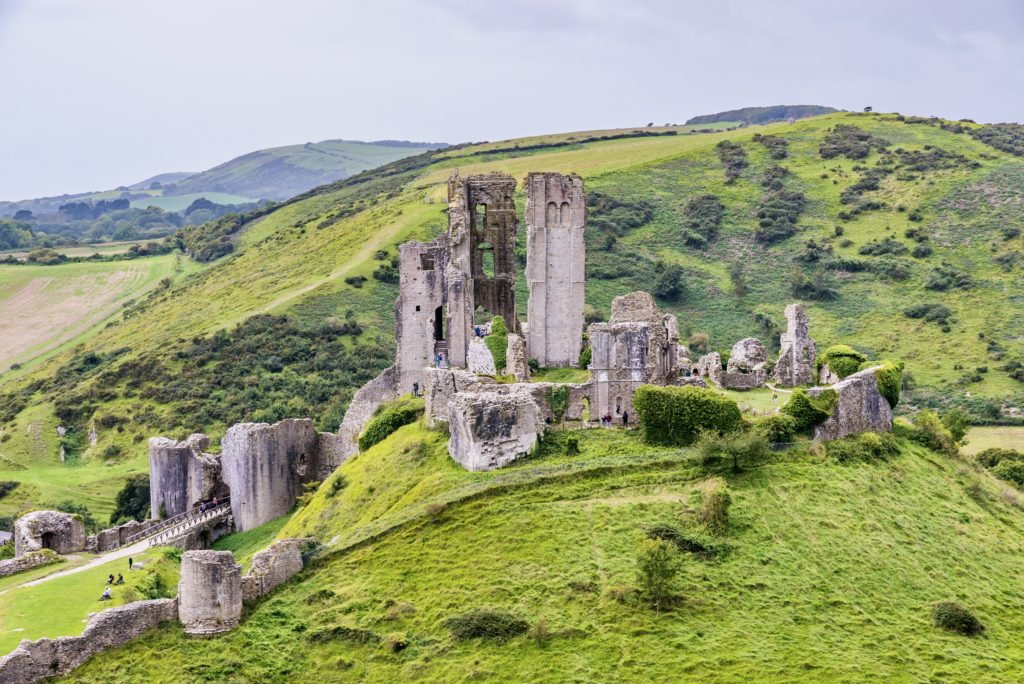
left=909, top=410, right=957, bottom=456
left=826, top=432, right=900, bottom=463
left=817, top=345, right=867, bottom=379
left=109, top=474, right=150, bottom=524
left=358, top=396, right=424, bottom=452
left=991, top=460, right=1024, bottom=489
left=633, top=385, right=742, bottom=446
left=636, top=538, right=682, bottom=610
left=645, top=524, right=723, bottom=558
left=0, top=480, right=19, bottom=500
left=485, top=316, right=508, bottom=371
left=546, top=385, right=569, bottom=423
left=695, top=429, right=770, bottom=472
left=563, top=434, right=580, bottom=455
left=443, top=609, right=529, bottom=641
left=781, top=389, right=838, bottom=434
left=697, top=477, right=732, bottom=534
left=974, top=447, right=1023, bottom=469
left=753, top=414, right=799, bottom=442
left=871, top=359, right=904, bottom=408
left=578, top=345, right=592, bottom=369
left=932, top=601, right=984, bottom=636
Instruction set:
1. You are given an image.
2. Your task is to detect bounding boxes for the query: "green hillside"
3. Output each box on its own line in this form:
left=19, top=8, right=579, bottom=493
left=169, top=139, right=448, bottom=201
left=2, top=113, right=1024, bottom=523
left=63, top=424, right=1024, bottom=682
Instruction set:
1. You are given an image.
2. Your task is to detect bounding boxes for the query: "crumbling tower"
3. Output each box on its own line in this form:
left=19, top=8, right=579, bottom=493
left=525, top=172, right=586, bottom=367
left=445, top=171, right=519, bottom=367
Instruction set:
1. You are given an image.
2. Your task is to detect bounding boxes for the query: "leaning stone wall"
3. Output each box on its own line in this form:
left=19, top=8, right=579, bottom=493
left=525, top=172, right=586, bottom=368
left=396, top=238, right=449, bottom=393
left=221, top=418, right=320, bottom=532
left=178, top=550, right=242, bottom=635
left=808, top=366, right=893, bottom=440
left=0, top=598, right=177, bottom=683
left=772, top=303, right=817, bottom=387
left=333, top=365, right=400, bottom=462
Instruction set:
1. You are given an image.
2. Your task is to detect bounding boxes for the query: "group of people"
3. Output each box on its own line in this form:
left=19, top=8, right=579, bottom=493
left=197, top=496, right=221, bottom=514
left=434, top=352, right=448, bottom=368
left=598, top=412, right=628, bottom=427
left=99, top=557, right=136, bottom=601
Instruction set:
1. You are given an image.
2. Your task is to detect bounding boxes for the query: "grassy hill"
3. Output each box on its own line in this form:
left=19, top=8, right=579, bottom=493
left=60, top=424, right=1024, bottom=682
left=2, top=113, right=1024, bottom=523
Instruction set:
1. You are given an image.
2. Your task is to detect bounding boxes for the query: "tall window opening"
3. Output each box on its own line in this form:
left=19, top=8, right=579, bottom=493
left=478, top=241, right=495, bottom=279
left=434, top=306, right=445, bottom=341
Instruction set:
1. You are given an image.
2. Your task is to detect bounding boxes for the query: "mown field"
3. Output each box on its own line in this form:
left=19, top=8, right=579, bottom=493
left=62, top=424, right=1024, bottom=683
left=127, top=192, right=255, bottom=211
left=1, top=112, right=1023, bottom=524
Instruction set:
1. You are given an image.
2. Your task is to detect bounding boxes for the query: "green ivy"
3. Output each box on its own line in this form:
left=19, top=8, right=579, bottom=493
left=781, top=388, right=838, bottom=433
left=547, top=385, right=569, bottom=422
left=578, top=345, right=592, bottom=368
left=485, top=316, right=509, bottom=372
left=358, top=396, right=424, bottom=452
left=817, top=344, right=867, bottom=379
left=869, top=359, right=904, bottom=408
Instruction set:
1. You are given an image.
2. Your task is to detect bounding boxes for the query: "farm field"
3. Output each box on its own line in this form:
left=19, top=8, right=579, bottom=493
left=0, top=238, right=168, bottom=261
left=0, top=253, right=190, bottom=372
left=962, top=426, right=1024, bottom=455
left=128, top=191, right=255, bottom=211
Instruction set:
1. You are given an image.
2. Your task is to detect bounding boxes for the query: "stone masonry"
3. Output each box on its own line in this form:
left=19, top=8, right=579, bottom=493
left=526, top=172, right=586, bottom=367
left=448, top=390, right=542, bottom=471
left=772, top=303, right=817, bottom=387
left=148, top=433, right=226, bottom=520
left=807, top=366, right=893, bottom=440
left=14, top=510, right=85, bottom=557
left=221, top=418, right=320, bottom=532
left=178, top=550, right=243, bottom=635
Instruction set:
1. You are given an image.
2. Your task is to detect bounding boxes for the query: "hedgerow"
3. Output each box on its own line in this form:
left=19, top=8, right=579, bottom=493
left=358, top=396, right=424, bottom=452
left=991, top=460, right=1024, bottom=489
left=974, top=447, right=1023, bottom=469
left=781, top=389, right=837, bottom=434
left=633, top=385, right=742, bottom=446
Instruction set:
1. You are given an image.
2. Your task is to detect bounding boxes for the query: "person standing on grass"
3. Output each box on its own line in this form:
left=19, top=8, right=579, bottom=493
left=622, top=411, right=629, bottom=427
left=128, top=557, right=133, bottom=571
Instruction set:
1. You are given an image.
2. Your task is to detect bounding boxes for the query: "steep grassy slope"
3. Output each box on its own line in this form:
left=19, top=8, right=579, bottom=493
left=65, top=425, right=1024, bottom=682
left=2, top=113, right=1023, bottom=522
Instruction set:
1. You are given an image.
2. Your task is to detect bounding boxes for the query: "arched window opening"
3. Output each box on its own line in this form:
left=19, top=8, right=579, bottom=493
left=615, top=396, right=623, bottom=415
left=560, top=202, right=571, bottom=227
left=546, top=201, right=558, bottom=227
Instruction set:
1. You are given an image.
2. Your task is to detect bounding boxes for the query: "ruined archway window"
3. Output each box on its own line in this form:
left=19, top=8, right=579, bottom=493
left=546, top=201, right=558, bottom=227
left=474, top=203, right=487, bottom=234
left=478, top=241, right=495, bottom=279
left=560, top=202, right=571, bottom=227
left=41, top=531, right=55, bottom=549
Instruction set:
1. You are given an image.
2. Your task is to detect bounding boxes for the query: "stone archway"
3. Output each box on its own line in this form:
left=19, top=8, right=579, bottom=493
left=40, top=531, right=56, bottom=550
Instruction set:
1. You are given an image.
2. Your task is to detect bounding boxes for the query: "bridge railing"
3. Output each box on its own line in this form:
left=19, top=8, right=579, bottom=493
left=123, top=498, right=231, bottom=546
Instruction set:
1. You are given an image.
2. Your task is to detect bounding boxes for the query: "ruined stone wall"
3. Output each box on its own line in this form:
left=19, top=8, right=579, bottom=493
left=773, top=303, right=817, bottom=387
left=448, top=390, right=541, bottom=471
left=14, top=510, right=85, bottom=557
left=240, top=538, right=311, bottom=603
left=0, top=598, right=177, bottom=683
left=396, top=238, right=449, bottom=393
left=178, top=550, right=242, bottom=635
left=0, top=549, right=59, bottom=578
left=808, top=367, right=893, bottom=440
left=333, top=365, right=400, bottom=462
left=87, top=519, right=159, bottom=554
left=148, top=433, right=224, bottom=520
left=222, top=418, right=320, bottom=532
left=525, top=172, right=586, bottom=367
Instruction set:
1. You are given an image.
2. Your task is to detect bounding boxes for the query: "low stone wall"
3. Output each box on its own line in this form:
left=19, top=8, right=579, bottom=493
left=0, top=598, right=177, bottom=683
left=86, top=519, right=159, bottom=554
left=0, top=549, right=60, bottom=578
left=240, top=538, right=312, bottom=603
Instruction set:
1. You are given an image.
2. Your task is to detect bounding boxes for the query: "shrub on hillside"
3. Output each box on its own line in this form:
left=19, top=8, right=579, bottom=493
left=991, top=460, right=1024, bottom=489
left=715, top=140, right=748, bottom=183
left=904, top=304, right=951, bottom=326
left=486, top=316, right=509, bottom=371
left=789, top=266, right=838, bottom=301
left=826, top=432, right=899, bottom=463
left=645, top=523, right=722, bottom=558
left=443, top=609, right=529, bottom=641
left=909, top=410, right=957, bottom=456
left=636, top=538, right=682, bottom=610
left=781, top=389, right=838, bottom=434
left=696, top=476, right=732, bottom=534
left=0, top=481, right=19, bottom=500
left=974, top=447, right=1024, bottom=469
left=817, top=345, right=868, bottom=380
left=753, top=414, right=799, bottom=443
left=932, top=601, right=984, bottom=636
left=110, top=474, right=150, bottom=524
left=753, top=133, right=789, bottom=159
left=819, top=124, right=889, bottom=160
left=755, top=190, right=806, bottom=244
left=633, top=385, right=742, bottom=446
left=870, top=359, right=904, bottom=409
left=925, top=264, right=973, bottom=291
left=695, top=429, right=770, bottom=472
left=653, top=262, right=685, bottom=302
left=859, top=238, right=908, bottom=257
left=358, top=396, right=424, bottom=452
left=682, top=194, right=724, bottom=248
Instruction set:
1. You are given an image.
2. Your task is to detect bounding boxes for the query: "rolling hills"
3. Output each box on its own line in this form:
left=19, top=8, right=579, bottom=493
left=2, top=112, right=1024, bottom=525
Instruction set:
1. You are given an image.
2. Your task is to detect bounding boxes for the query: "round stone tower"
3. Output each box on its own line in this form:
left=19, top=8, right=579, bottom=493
left=178, top=550, right=242, bottom=635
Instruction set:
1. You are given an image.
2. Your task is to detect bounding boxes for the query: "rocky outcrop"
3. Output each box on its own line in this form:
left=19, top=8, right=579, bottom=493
left=448, top=391, right=542, bottom=471
left=506, top=333, right=530, bottom=381
left=221, top=418, right=319, bottom=532
left=14, top=510, right=85, bottom=557
left=178, top=550, right=242, bottom=635
left=807, top=366, right=892, bottom=440
left=772, top=303, right=817, bottom=387
left=0, top=598, right=177, bottom=683
left=467, top=338, right=498, bottom=375
left=241, top=538, right=312, bottom=603
left=0, top=549, right=59, bottom=578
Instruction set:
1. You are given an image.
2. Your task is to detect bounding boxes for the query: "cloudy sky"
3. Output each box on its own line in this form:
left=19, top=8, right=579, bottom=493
left=2, top=0, right=1023, bottom=199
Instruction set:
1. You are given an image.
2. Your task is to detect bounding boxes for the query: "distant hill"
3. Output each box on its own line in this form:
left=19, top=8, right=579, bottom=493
left=686, top=104, right=838, bottom=126
left=169, top=139, right=448, bottom=201
left=0, top=139, right=448, bottom=217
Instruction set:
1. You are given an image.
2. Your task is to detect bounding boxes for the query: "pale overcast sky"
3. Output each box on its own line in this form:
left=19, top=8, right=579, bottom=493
left=1, top=0, right=1023, bottom=200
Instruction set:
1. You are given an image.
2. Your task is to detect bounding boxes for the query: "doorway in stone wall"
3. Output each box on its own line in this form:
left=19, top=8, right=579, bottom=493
left=40, top=531, right=55, bottom=550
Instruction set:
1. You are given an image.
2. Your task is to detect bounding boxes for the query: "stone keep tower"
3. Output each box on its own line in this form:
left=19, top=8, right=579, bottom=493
left=525, top=172, right=586, bottom=367
left=445, top=171, right=519, bottom=367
